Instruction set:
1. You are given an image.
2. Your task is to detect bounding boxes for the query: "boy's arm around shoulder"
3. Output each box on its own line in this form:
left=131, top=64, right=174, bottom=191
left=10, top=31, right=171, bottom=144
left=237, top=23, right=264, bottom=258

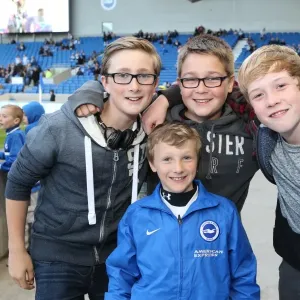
left=157, top=84, right=182, bottom=108
left=67, top=80, right=104, bottom=115
left=228, top=205, right=260, bottom=299
left=105, top=206, right=140, bottom=300
left=5, top=115, right=58, bottom=201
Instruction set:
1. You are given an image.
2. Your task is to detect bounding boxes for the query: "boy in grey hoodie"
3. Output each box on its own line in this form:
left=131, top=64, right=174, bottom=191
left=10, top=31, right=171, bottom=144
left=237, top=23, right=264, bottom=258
left=6, top=37, right=160, bottom=300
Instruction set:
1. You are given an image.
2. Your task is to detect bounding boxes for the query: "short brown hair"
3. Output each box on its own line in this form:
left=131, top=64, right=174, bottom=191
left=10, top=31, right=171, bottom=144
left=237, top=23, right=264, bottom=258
left=238, top=45, right=300, bottom=102
left=147, top=122, right=201, bottom=163
left=1, top=104, right=23, bottom=124
left=101, top=36, right=162, bottom=75
left=177, top=34, right=234, bottom=77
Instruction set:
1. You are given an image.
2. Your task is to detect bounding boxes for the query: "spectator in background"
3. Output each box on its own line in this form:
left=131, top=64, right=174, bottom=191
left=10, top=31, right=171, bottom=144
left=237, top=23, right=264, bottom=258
left=22, top=54, right=28, bottom=66
left=30, top=56, right=37, bottom=66
left=0, top=105, right=25, bottom=172
left=17, top=42, right=26, bottom=51
left=76, top=67, right=84, bottom=76
left=44, top=69, right=53, bottom=79
left=15, top=55, right=22, bottom=65
left=50, top=89, right=55, bottom=102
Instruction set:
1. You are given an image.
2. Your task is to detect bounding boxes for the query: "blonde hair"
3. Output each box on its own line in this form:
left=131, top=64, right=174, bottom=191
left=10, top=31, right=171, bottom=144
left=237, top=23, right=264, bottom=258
left=177, top=34, right=234, bottom=77
left=147, top=122, right=202, bottom=163
left=1, top=104, right=23, bottom=124
left=101, top=36, right=162, bottom=75
left=238, top=45, right=300, bottom=102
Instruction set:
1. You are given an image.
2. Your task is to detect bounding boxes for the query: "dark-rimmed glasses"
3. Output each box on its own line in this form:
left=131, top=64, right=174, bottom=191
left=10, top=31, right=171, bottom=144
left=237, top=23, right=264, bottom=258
left=179, top=76, right=228, bottom=88
left=104, top=73, right=157, bottom=85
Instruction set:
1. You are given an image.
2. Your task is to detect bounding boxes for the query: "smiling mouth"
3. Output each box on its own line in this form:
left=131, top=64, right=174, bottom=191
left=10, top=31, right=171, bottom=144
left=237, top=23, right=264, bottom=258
left=125, top=96, right=143, bottom=101
left=269, top=109, right=289, bottom=118
left=193, top=99, right=213, bottom=103
left=169, top=176, right=187, bottom=181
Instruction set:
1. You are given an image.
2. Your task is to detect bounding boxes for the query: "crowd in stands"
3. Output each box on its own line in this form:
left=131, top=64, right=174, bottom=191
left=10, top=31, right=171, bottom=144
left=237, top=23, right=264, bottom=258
left=194, top=25, right=245, bottom=39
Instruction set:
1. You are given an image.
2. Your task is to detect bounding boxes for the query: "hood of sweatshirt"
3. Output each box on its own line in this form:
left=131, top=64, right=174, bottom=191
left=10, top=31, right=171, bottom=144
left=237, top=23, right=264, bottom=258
left=61, top=80, right=146, bottom=224
left=23, top=101, right=45, bottom=124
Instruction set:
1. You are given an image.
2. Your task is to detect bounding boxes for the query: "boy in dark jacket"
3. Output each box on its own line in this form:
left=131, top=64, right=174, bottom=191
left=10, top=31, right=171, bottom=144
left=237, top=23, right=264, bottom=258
left=0, top=104, right=25, bottom=172
left=6, top=37, right=161, bottom=299
left=105, top=122, right=260, bottom=300
left=238, top=44, right=300, bottom=300
left=142, top=35, right=258, bottom=212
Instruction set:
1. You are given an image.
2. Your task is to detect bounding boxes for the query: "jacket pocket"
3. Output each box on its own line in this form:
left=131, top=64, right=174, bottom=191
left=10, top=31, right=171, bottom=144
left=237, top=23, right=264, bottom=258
left=42, top=213, right=77, bottom=236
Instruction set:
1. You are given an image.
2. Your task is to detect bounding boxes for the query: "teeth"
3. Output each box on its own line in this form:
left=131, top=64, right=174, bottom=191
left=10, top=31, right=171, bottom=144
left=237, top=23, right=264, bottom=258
left=127, top=97, right=141, bottom=101
left=195, top=99, right=211, bottom=103
left=171, top=177, right=185, bottom=181
left=271, top=110, right=287, bottom=117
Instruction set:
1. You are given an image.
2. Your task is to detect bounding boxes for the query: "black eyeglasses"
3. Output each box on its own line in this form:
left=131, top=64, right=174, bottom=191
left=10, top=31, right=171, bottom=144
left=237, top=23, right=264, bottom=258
left=104, top=73, right=157, bottom=85
left=179, top=76, right=228, bottom=88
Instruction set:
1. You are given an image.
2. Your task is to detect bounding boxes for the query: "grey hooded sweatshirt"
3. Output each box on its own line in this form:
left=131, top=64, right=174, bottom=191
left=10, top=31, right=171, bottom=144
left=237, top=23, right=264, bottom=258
left=5, top=81, right=148, bottom=266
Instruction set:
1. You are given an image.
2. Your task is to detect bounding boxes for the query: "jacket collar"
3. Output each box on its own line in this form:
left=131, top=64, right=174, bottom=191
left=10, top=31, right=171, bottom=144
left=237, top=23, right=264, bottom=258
left=139, top=180, right=219, bottom=217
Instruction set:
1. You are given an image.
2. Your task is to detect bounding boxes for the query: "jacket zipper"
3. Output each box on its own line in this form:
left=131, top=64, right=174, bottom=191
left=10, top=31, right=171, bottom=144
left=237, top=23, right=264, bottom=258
left=99, top=150, right=119, bottom=242
left=93, top=246, right=100, bottom=263
left=178, top=215, right=183, bottom=298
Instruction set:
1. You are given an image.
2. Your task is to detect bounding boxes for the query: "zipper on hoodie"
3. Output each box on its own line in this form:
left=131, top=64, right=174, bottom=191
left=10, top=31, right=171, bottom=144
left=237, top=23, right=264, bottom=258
left=99, top=150, right=119, bottom=242
left=93, top=246, right=100, bottom=263
left=178, top=215, right=183, bottom=298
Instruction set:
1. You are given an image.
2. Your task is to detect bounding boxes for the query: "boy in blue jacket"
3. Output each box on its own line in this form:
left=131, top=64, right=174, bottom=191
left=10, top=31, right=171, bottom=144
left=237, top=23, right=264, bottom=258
left=105, top=122, right=260, bottom=300
left=0, top=104, right=25, bottom=172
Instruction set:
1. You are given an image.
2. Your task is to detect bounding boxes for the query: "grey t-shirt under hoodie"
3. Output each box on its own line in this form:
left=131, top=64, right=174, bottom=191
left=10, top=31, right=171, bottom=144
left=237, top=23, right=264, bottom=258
left=271, top=136, right=300, bottom=233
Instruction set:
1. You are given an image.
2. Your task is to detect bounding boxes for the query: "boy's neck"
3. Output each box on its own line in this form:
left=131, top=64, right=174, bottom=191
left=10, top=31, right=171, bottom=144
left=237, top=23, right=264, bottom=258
left=281, top=126, right=300, bottom=145
left=101, top=101, right=137, bottom=131
left=184, top=108, right=222, bottom=123
left=6, top=125, right=19, bottom=133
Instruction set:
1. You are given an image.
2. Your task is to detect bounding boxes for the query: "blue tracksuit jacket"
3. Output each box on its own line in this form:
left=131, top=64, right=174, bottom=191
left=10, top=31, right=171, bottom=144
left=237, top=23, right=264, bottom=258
left=0, top=126, right=25, bottom=172
left=105, top=181, right=260, bottom=300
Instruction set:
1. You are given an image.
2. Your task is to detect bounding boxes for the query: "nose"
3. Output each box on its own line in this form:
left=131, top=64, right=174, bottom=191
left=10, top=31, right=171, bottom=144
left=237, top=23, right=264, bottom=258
left=129, top=77, right=140, bottom=92
left=266, top=92, right=281, bottom=107
left=194, top=80, right=208, bottom=94
left=174, top=160, right=184, bottom=173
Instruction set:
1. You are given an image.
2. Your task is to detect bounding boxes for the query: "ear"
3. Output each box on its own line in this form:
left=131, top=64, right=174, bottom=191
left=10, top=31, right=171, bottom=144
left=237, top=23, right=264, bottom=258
left=14, top=118, right=20, bottom=125
left=154, top=77, right=160, bottom=90
left=227, top=75, right=235, bottom=93
left=101, top=75, right=111, bottom=94
left=149, top=160, right=157, bottom=173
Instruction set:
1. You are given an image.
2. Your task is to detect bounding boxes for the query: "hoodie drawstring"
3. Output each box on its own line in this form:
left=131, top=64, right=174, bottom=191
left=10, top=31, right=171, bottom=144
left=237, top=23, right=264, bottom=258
left=206, top=124, right=216, bottom=180
left=131, top=121, right=140, bottom=203
left=84, top=136, right=96, bottom=225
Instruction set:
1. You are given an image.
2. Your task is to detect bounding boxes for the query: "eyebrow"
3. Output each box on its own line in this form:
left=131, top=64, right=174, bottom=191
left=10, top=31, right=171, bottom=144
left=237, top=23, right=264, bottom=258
left=249, top=76, right=291, bottom=95
left=115, top=68, right=153, bottom=73
left=181, top=71, right=224, bottom=77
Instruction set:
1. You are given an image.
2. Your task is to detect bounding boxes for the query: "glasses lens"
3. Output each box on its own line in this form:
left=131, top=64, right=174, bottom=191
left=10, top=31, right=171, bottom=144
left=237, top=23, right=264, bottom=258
left=204, top=78, right=222, bottom=88
left=137, top=74, right=155, bottom=85
left=182, top=78, right=199, bottom=88
left=114, top=73, right=132, bottom=84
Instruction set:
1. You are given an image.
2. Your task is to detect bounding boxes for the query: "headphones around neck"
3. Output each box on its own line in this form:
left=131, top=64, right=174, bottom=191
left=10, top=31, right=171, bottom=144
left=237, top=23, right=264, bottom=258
left=95, top=113, right=140, bottom=150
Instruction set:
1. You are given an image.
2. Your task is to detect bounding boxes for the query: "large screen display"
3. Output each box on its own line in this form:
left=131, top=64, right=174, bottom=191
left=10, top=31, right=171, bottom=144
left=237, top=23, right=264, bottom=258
left=0, top=0, right=69, bottom=34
